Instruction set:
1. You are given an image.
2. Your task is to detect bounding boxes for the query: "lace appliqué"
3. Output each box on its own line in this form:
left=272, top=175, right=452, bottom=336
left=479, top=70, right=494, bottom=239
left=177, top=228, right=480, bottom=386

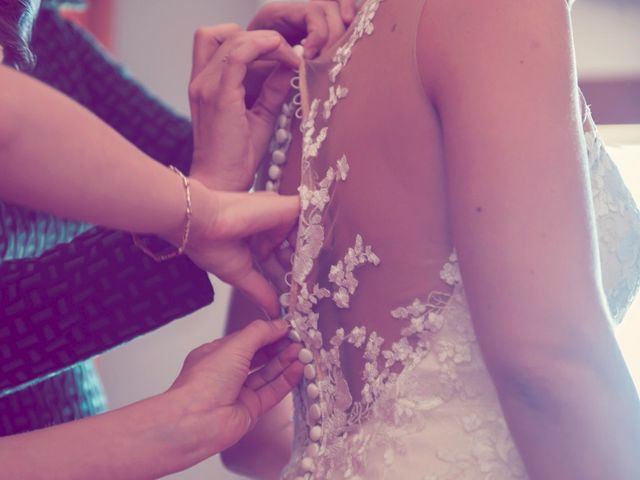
left=587, top=131, right=640, bottom=323
left=284, top=0, right=529, bottom=478
left=330, top=0, right=384, bottom=83
left=329, top=235, right=380, bottom=309
left=324, top=86, right=349, bottom=120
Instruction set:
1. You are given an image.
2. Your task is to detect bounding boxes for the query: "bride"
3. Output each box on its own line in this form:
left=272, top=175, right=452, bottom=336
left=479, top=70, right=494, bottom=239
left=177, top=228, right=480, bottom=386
left=223, top=0, right=640, bottom=478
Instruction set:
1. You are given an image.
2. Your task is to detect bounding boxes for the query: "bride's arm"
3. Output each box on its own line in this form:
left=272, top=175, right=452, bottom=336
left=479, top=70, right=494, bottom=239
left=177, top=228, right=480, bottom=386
left=418, top=1, right=640, bottom=479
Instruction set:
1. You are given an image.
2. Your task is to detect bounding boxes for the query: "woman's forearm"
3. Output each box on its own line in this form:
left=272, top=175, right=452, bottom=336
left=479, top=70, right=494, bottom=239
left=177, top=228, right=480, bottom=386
left=0, top=64, right=204, bottom=241
left=493, top=325, right=640, bottom=479
left=0, top=390, right=214, bottom=480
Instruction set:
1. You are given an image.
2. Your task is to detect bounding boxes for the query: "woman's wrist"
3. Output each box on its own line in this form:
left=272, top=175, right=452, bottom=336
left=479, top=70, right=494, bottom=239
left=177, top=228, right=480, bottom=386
left=0, top=391, right=210, bottom=480
left=103, top=390, right=218, bottom=478
left=159, top=387, right=223, bottom=466
left=158, top=175, right=215, bottom=252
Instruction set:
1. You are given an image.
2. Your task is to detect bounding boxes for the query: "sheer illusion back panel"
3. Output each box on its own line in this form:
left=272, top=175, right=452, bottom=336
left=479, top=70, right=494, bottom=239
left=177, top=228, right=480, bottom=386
left=270, top=0, right=640, bottom=478
left=289, top=0, right=449, bottom=399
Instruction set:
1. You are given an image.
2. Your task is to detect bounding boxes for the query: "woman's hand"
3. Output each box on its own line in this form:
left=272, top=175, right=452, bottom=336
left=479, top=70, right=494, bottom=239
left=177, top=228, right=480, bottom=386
left=188, top=27, right=300, bottom=192
left=183, top=181, right=299, bottom=317
left=188, top=4, right=347, bottom=193
left=168, top=319, right=303, bottom=455
left=0, top=319, right=302, bottom=480
left=249, top=1, right=347, bottom=59
left=312, top=0, right=360, bottom=25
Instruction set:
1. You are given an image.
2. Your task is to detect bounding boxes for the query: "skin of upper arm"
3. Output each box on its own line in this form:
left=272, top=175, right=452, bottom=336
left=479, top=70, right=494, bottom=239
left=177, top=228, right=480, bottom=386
left=416, top=0, right=613, bottom=372
left=0, top=65, right=19, bottom=152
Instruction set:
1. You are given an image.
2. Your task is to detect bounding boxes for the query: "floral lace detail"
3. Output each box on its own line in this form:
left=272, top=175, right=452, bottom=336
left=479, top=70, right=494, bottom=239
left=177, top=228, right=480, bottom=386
left=324, top=85, right=349, bottom=120
left=284, top=1, right=528, bottom=478
left=282, top=0, right=640, bottom=478
left=587, top=131, right=640, bottom=323
left=287, top=268, right=529, bottom=479
left=329, top=0, right=384, bottom=83
left=301, top=99, right=328, bottom=171
left=329, top=234, right=380, bottom=308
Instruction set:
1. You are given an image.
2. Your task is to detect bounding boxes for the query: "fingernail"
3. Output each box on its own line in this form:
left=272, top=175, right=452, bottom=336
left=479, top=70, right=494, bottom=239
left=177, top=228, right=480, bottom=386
left=344, top=8, right=356, bottom=23
left=265, top=32, right=282, bottom=43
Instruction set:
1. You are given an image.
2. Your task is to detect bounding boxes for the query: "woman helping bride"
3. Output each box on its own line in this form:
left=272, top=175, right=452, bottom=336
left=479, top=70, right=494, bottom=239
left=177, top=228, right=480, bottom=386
left=224, top=0, right=640, bottom=478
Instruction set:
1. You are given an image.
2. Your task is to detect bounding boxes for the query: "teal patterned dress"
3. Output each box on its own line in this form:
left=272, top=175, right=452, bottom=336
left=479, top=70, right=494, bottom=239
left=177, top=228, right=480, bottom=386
left=0, top=7, right=213, bottom=434
left=0, top=203, right=108, bottom=431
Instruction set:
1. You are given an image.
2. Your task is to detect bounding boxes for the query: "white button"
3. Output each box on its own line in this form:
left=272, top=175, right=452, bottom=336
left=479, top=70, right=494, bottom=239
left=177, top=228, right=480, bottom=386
left=279, top=293, right=290, bottom=307
left=275, top=128, right=289, bottom=143
left=268, top=165, right=282, bottom=181
left=298, top=348, right=313, bottom=364
left=283, top=103, right=293, bottom=116
left=309, top=425, right=322, bottom=442
left=288, top=329, right=302, bottom=343
left=301, top=457, right=315, bottom=472
left=265, top=180, right=276, bottom=192
left=277, top=114, right=289, bottom=128
left=306, top=383, right=320, bottom=399
left=293, top=44, right=305, bottom=58
left=304, top=364, right=316, bottom=380
left=309, top=404, right=322, bottom=421
left=306, top=442, right=320, bottom=457
left=272, top=149, right=287, bottom=165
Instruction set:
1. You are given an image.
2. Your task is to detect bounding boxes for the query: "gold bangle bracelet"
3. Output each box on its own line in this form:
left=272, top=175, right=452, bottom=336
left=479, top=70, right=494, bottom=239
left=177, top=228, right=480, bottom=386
left=132, top=165, right=193, bottom=262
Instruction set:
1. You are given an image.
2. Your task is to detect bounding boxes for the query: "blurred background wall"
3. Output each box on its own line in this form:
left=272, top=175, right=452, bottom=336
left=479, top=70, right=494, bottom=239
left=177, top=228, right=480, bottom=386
left=68, top=1, right=640, bottom=478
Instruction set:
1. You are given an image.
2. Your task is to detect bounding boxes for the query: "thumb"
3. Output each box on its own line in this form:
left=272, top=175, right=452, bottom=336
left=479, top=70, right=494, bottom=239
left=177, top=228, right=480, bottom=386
left=229, top=318, right=291, bottom=356
left=234, top=267, right=281, bottom=318
left=341, top=0, right=357, bottom=23
left=217, top=191, right=300, bottom=240
left=251, top=64, right=296, bottom=127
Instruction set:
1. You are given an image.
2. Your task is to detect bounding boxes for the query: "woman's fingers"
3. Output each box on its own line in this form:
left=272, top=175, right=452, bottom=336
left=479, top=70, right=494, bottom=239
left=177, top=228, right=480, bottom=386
left=215, top=191, right=300, bottom=240
left=339, top=0, right=358, bottom=23
left=312, top=0, right=358, bottom=25
left=238, top=358, right=304, bottom=427
left=253, top=360, right=303, bottom=414
left=304, top=2, right=345, bottom=59
left=250, top=64, right=296, bottom=131
left=191, top=23, right=242, bottom=81
left=245, top=342, right=302, bottom=390
left=301, top=3, right=330, bottom=59
left=190, top=30, right=299, bottom=110
left=217, top=31, right=300, bottom=92
left=233, top=267, right=281, bottom=318
left=249, top=335, right=293, bottom=371
left=231, top=318, right=291, bottom=355
left=249, top=2, right=346, bottom=59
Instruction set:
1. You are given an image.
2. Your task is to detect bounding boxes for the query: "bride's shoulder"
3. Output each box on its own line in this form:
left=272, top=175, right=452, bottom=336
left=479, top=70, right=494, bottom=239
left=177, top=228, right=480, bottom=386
left=416, top=0, right=574, bottom=99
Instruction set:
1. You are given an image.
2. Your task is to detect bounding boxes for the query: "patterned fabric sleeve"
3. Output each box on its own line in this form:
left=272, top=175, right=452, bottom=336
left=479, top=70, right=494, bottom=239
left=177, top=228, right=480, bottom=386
left=0, top=228, right=214, bottom=395
left=0, top=8, right=214, bottom=396
left=30, top=7, right=194, bottom=173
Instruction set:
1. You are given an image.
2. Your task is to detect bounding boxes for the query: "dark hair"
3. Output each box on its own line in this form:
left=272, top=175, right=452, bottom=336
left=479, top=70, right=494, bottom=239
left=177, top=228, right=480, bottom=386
left=0, top=0, right=40, bottom=71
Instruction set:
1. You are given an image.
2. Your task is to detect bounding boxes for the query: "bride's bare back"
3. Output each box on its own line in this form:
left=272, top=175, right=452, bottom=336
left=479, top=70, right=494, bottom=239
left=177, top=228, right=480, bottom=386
left=288, top=0, right=453, bottom=397
left=225, top=1, right=640, bottom=478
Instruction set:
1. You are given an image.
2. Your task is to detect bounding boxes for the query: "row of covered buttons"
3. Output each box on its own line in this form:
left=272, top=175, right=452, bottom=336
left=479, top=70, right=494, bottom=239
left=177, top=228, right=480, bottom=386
left=292, top=333, right=323, bottom=478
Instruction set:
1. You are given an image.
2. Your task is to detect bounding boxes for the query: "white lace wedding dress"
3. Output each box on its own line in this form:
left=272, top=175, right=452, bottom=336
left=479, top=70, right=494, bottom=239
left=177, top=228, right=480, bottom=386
left=273, top=1, right=640, bottom=478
